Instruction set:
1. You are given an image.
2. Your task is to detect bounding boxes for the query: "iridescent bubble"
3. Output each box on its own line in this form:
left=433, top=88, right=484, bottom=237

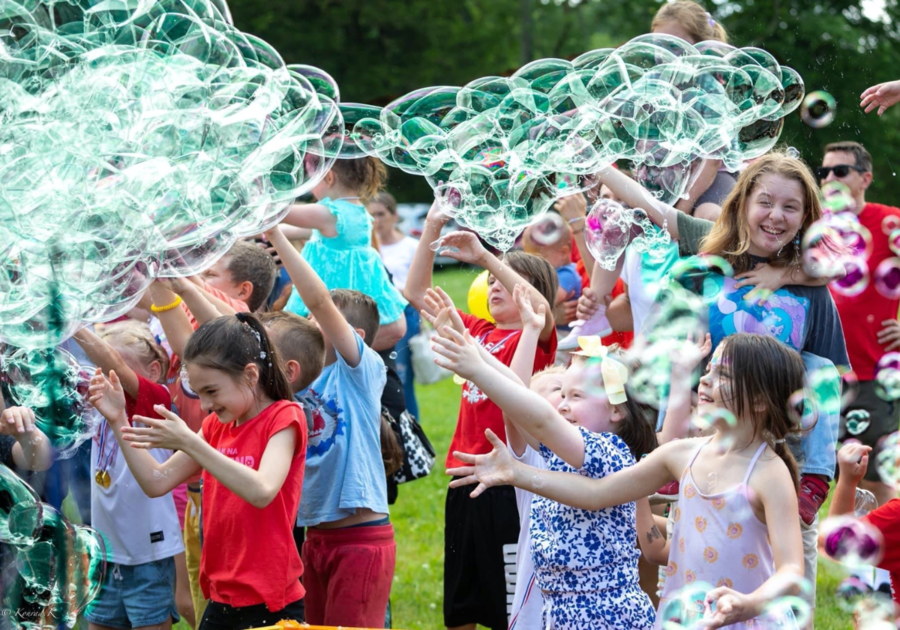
left=835, top=576, right=871, bottom=613
left=800, top=90, right=836, bottom=128
left=853, top=594, right=897, bottom=628
left=788, top=389, right=818, bottom=432
left=830, top=257, right=869, bottom=297
left=841, top=370, right=860, bottom=409
left=882, top=215, right=900, bottom=235
left=821, top=515, right=884, bottom=568
left=669, top=256, right=735, bottom=305
left=854, top=488, right=878, bottom=516
left=873, top=257, right=900, bottom=298
left=763, top=595, right=811, bottom=629
left=658, top=581, right=712, bottom=629
left=874, top=367, right=900, bottom=402
left=821, top=181, right=857, bottom=214
left=584, top=199, right=634, bottom=270
left=528, top=212, right=567, bottom=246
left=844, top=409, right=871, bottom=436
left=875, top=432, right=900, bottom=488
left=889, top=229, right=900, bottom=256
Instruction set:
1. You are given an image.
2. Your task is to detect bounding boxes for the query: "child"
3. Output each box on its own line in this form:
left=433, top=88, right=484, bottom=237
left=447, top=333, right=807, bottom=629
left=258, top=311, right=326, bottom=395
left=88, top=314, right=307, bottom=630
left=73, top=322, right=185, bottom=630
left=824, top=442, right=900, bottom=609
left=404, top=199, right=559, bottom=630
left=266, top=224, right=395, bottom=628
left=0, top=403, right=54, bottom=471
left=200, top=240, right=277, bottom=313
left=281, top=157, right=408, bottom=350
left=431, top=304, right=658, bottom=629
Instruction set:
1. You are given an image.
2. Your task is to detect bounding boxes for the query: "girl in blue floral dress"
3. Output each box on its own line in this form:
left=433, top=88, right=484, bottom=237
left=281, top=158, right=407, bottom=346
left=432, top=306, right=659, bottom=629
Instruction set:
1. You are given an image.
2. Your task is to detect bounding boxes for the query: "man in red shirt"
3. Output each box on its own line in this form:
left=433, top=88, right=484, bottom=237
left=821, top=141, right=900, bottom=508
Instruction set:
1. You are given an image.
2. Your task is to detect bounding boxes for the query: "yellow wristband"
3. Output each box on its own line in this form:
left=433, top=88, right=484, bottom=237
left=150, top=296, right=183, bottom=313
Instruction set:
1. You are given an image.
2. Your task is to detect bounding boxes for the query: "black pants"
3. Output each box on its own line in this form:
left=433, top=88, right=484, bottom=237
left=199, top=599, right=305, bottom=630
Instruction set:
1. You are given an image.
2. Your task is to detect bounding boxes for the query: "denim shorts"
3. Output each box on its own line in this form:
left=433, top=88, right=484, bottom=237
left=85, top=557, right=180, bottom=629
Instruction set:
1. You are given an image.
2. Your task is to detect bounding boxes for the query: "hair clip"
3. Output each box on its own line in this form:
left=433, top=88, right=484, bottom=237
left=706, top=11, right=716, bottom=27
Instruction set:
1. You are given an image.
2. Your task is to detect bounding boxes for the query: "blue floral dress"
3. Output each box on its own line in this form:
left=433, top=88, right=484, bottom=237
left=532, top=428, right=656, bottom=629
left=284, top=198, right=407, bottom=324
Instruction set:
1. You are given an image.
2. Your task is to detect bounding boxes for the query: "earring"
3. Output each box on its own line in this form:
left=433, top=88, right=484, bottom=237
left=793, top=231, right=801, bottom=261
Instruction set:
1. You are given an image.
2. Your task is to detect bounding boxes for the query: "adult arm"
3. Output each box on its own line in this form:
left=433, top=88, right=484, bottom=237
left=595, top=165, right=681, bottom=240
left=372, top=317, right=407, bottom=351
left=674, top=159, right=720, bottom=214
left=267, top=225, right=361, bottom=366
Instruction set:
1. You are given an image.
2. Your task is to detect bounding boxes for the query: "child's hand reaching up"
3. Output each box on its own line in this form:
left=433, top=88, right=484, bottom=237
left=88, top=368, right=128, bottom=426
left=672, top=332, right=712, bottom=372
left=447, top=429, right=520, bottom=498
left=421, top=287, right=466, bottom=337
left=837, top=442, right=871, bottom=484
left=0, top=406, right=37, bottom=436
left=433, top=231, right=488, bottom=266
left=513, top=284, right=546, bottom=333
left=125, top=406, right=196, bottom=451
left=431, top=325, right=485, bottom=381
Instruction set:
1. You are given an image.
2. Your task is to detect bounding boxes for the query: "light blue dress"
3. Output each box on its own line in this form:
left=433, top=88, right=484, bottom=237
left=284, top=198, right=407, bottom=324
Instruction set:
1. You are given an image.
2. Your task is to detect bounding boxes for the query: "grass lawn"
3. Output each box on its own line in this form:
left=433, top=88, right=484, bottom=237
left=389, top=266, right=856, bottom=630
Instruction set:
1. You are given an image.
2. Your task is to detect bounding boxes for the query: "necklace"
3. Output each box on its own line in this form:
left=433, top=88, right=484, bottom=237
left=94, top=419, right=117, bottom=489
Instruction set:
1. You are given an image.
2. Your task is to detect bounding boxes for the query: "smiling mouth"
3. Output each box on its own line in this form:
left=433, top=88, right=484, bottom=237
left=761, top=226, right=784, bottom=237
left=698, top=393, right=714, bottom=404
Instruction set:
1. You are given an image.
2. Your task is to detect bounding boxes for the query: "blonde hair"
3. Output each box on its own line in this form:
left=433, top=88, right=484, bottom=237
left=98, top=320, right=169, bottom=383
left=700, top=152, right=823, bottom=274
left=651, top=1, right=728, bottom=44
left=531, top=364, right=566, bottom=386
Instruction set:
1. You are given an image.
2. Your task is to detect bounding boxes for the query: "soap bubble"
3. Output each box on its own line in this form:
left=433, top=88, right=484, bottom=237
left=875, top=432, right=900, bottom=488
left=889, top=229, right=900, bottom=256
left=528, top=212, right=567, bottom=246
left=669, top=256, right=734, bottom=304
left=854, top=488, right=878, bottom=516
left=873, top=257, right=900, bottom=298
left=658, top=582, right=712, bottom=629
left=584, top=199, right=634, bottom=269
left=800, top=91, right=836, bottom=128
left=844, top=409, right=872, bottom=436
left=882, top=215, right=900, bottom=235
left=802, top=213, right=861, bottom=279
left=830, top=257, right=869, bottom=297
left=821, top=515, right=884, bottom=568
left=835, top=576, right=871, bottom=613
left=821, top=181, right=857, bottom=215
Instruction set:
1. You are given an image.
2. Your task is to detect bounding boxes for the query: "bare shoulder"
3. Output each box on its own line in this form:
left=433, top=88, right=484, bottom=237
left=656, top=437, right=708, bottom=475
left=749, top=445, right=795, bottom=493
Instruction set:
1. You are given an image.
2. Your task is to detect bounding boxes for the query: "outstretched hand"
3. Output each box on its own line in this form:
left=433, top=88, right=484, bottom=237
left=123, top=405, right=196, bottom=451
left=433, top=231, right=488, bottom=266
left=431, top=324, right=484, bottom=381
left=513, top=284, right=546, bottom=333
left=422, top=287, right=466, bottom=337
left=836, top=441, right=871, bottom=484
left=671, top=332, right=712, bottom=372
left=88, top=368, right=128, bottom=426
left=860, top=80, right=900, bottom=116
left=445, top=429, right=519, bottom=498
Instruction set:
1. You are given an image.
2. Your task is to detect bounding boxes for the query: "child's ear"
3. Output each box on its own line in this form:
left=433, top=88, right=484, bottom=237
left=237, top=280, right=254, bottom=304
left=354, top=327, right=367, bottom=341
left=149, top=361, right=163, bottom=384
left=284, top=359, right=302, bottom=386
left=243, top=362, right=260, bottom=389
left=609, top=402, right=626, bottom=424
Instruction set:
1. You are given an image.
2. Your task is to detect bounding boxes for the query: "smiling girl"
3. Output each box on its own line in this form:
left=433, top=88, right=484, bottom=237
left=88, top=314, right=307, bottom=630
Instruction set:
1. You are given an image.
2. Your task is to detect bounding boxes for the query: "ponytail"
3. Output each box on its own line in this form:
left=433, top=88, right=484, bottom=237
left=184, top=313, right=293, bottom=403
left=330, top=157, right=388, bottom=203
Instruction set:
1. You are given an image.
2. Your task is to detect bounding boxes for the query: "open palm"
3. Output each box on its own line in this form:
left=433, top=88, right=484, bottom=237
left=446, top=429, right=518, bottom=497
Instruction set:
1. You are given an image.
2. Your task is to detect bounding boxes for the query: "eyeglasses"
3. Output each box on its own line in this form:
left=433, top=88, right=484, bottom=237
left=816, top=164, right=865, bottom=180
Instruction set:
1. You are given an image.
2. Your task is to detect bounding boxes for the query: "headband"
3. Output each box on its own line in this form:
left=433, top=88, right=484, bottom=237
left=573, top=336, right=629, bottom=404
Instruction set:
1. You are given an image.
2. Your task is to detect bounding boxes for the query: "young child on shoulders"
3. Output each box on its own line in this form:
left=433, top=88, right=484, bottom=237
left=447, top=333, right=807, bottom=629
left=404, top=198, right=560, bottom=630
left=266, top=225, right=394, bottom=628
left=280, top=157, right=408, bottom=350
left=88, top=313, right=307, bottom=629
left=432, top=295, right=659, bottom=629
left=73, top=321, right=185, bottom=630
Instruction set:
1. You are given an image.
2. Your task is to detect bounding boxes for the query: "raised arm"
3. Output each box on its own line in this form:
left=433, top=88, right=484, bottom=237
left=555, top=193, right=596, bottom=274
left=504, top=286, right=547, bottom=455
left=658, top=333, right=711, bottom=445
left=446, top=429, right=679, bottom=508
left=404, top=200, right=450, bottom=316
left=148, top=281, right=196, bottom=359
left=73, top=328, right=141, bottom=399
left=431, top=326, right=583, bottom=467
left=828, top=442, right=871, bottom=518
left=281, top=202, right=338, bottom=237
left=438, top=231, right=556, bottom=342
left=1, top=406, right=54, bottom=471
left=674, top=159, right=720, bottom=214
left=595, top=165, right=680, bottom=240
left=266, top=225, right=360, bottom=366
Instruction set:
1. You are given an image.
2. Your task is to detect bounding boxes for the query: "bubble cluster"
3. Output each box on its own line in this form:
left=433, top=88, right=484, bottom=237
left=348, top=35, right=804, bottom=250
left=0, top=0, right=349, bottom=350
left=0, top=466, right=106, bottom=628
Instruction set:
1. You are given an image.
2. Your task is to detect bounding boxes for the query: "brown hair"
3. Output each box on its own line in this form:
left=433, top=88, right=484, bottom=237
left=330, top=289, right=380, bottom=346
left=380, top=409, right=404, bottom=476
left=824, top=141, right=873, bottom=173
left=651, top=0, right=728, bottom=44
left=369, top=191, right=398, bottom=215
left=224, top=241, right=277, bottom=312
left=330, top=157, right=388, bottom=203
left=718, top=333, right=804, bottom=491
left=259, top=311, right=326, bottom=392
left=501, top=251, right=559, bottom=309
left=98, top=321, right=170, bottom=383
left=183, top=313, right=293, bottom=402
left=700, top=151, right=823, bottom=274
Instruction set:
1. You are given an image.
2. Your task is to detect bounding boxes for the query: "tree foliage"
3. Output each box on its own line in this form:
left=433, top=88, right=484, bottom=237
left=231, top=0, right=900, bottom=202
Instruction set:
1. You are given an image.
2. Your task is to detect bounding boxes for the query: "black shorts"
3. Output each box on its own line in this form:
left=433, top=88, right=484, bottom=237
left=444, top=482, right=520, bottom=630
left=840, top=380, right=900, bottom=482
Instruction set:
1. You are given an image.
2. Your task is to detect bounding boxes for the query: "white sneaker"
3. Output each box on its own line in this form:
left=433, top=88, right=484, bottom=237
left=558, top=310, right=612, bottom=350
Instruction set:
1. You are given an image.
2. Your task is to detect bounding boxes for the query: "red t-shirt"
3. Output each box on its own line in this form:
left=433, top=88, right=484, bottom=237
left=125, top=376, right=172, bottom=424
left=446, top=313, right=557, bottom=469
left=864, top=498, right=900, bottom=606
left=199, top=399, right=307, bottom=611
left=831, top=202, right=900, bottom=380
left=166, top=283, right=249, bottom=485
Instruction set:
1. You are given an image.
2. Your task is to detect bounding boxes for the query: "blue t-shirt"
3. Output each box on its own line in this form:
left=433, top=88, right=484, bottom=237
left=296, top=333, right=388, bottom=527
left=531, top=428, right=644, bottom=596
left=556, top=263, right=582, bottom=300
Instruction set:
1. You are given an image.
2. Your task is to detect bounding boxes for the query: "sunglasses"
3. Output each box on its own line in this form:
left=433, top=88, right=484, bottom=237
left=816, top=164, right=865, bottom=180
